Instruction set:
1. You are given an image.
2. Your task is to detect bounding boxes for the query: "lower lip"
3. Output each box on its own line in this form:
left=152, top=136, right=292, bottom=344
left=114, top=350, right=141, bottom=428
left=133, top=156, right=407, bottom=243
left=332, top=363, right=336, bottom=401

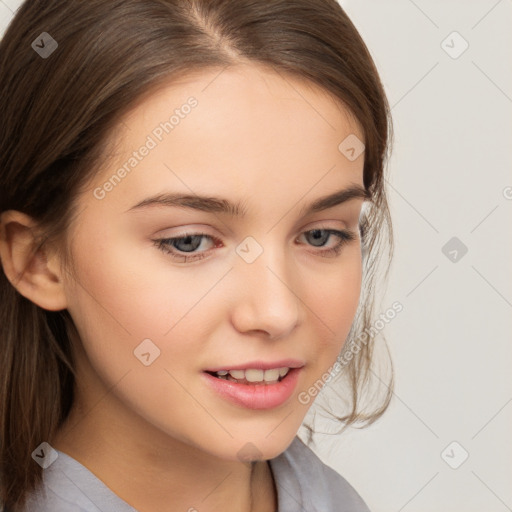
left=202, top=368, right=302, bottom=410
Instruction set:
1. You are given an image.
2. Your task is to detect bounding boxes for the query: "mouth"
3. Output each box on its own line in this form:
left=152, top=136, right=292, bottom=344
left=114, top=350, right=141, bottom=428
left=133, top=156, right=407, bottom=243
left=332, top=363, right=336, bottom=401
left=202, top=365, right=303, bottom=410
left=204, top=367, right=291, bottom=385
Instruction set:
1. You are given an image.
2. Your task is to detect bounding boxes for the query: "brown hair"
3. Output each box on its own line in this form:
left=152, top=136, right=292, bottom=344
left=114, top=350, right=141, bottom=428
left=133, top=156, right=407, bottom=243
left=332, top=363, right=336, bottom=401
left=0, top=0, right=394, bottom=509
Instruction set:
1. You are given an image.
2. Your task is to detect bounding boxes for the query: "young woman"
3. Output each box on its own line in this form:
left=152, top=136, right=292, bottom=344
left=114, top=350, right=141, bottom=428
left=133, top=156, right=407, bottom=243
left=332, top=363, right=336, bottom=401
left=0, top=1, right=394, bottom=511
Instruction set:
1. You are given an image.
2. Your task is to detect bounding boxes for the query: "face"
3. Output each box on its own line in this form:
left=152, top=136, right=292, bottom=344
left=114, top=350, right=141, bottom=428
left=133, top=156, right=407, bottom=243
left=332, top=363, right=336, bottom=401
left=60, top=63, right=366, bottom=462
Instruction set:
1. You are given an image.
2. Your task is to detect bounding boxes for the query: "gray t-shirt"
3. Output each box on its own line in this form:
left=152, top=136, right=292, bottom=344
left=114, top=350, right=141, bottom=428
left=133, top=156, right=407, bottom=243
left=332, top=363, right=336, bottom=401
left=20, top=436, right=371, bottom=512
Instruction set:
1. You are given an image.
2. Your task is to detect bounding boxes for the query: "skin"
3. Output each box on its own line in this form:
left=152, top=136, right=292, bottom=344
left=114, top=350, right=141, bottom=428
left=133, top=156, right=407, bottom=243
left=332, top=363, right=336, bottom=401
left=0, top=63, right=366, bottom=512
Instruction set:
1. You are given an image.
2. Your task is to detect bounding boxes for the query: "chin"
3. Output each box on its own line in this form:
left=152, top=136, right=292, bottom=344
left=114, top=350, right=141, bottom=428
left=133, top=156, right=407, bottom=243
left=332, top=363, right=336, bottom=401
left=203, top=429, right=299, bottom=463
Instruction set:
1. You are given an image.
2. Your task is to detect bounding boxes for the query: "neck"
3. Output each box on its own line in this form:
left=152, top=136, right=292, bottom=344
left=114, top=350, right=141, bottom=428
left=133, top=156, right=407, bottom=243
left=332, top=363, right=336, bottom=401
left=52, top=392, right=277, bottom=512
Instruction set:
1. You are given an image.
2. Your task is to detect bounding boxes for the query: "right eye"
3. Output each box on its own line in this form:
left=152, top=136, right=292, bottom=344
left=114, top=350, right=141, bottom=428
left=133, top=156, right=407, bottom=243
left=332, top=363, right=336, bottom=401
left=153, top=232, right=220, bottom=263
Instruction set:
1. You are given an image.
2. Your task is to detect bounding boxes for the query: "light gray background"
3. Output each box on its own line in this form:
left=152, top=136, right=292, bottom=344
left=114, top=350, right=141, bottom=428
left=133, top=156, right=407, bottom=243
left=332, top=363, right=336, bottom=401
left=1, top=1, right=511, bottom=511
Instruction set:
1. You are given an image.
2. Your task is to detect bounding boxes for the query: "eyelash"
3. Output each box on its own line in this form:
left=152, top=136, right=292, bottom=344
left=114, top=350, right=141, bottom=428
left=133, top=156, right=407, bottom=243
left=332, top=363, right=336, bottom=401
left=152, top=227, right=357, bottom=263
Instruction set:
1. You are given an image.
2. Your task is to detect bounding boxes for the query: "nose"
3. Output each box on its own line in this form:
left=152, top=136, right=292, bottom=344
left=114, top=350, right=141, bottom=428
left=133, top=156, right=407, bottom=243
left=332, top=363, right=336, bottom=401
left=229, top=242, right=301, bottom=340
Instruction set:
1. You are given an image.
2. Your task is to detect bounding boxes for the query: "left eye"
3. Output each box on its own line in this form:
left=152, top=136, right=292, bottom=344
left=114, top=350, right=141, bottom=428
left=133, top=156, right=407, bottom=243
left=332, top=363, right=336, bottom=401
left=152, top=228, right=357, bottom=263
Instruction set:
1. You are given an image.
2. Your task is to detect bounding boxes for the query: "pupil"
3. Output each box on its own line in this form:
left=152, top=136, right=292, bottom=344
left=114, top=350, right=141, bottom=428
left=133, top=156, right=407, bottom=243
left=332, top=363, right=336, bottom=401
left=309, top=229, right=327, bottom=246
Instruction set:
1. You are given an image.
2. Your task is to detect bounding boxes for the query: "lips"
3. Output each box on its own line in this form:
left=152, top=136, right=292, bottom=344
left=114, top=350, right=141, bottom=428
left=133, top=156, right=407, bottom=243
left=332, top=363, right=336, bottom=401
left=202, top=366, right=303, bottom=409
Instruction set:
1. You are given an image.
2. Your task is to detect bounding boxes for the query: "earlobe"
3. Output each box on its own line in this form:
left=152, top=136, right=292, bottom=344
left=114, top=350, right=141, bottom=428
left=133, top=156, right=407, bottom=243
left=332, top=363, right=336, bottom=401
left=0, top=210, right=68, bottom=311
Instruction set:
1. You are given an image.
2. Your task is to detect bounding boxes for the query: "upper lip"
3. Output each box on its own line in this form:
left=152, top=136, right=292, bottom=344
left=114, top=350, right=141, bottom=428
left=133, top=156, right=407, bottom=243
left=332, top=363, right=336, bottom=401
left=204, top=359, right=305, bottom=372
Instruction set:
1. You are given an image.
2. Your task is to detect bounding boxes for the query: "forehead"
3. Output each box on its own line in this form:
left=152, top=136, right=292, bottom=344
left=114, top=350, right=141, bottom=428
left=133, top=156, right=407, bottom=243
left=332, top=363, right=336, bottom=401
left=84, top=63, right=365, bottom=215
left=129, top=62, right=360, bottom=124
left=107, top=62, right=363, bottom=152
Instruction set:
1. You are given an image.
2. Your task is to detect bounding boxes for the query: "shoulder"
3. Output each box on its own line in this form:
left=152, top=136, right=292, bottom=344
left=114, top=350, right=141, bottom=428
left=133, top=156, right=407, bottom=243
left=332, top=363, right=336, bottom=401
left=269, top=436, right=372, bottom=512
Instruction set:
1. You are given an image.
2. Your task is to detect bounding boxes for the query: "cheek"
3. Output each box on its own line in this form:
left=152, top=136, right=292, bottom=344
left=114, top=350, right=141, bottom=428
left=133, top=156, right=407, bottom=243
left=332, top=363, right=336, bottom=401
left=62, top=238, right=225, bottom=440
left=65, top=220, right=207, bottom=335
left=63, top=227, right=230, bottom=385
left=304, top=250, right=363, bottom=371
left=316, top=249, right=362, bottom=334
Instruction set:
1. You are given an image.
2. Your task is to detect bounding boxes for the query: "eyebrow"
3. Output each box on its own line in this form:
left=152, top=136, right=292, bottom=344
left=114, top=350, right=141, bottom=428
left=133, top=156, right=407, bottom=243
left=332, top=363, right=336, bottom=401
left=126, top=184, right=371, bottom=217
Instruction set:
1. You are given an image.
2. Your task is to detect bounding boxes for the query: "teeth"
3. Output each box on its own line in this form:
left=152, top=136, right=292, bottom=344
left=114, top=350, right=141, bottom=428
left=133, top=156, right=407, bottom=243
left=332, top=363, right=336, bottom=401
left=279, top=367, right=289, bottom=377
left=263, top=368, right=280, bottom=382
left=213, top=367, right=290, bottom=383
left=245, top=369, right=264, bottom=382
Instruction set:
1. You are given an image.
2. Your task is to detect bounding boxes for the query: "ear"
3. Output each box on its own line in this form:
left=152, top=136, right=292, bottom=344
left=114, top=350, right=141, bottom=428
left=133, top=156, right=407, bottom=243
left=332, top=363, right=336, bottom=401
left=0, top=210, right=68, bottom=311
